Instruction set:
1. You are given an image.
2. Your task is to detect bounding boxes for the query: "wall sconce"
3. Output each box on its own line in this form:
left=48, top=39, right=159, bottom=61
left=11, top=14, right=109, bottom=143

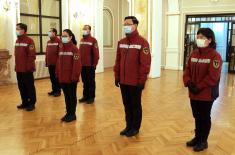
left=2, top=0, right=18, bottom=12
left=3, top=0, right=11, bottom=11
left=73, top=11, right=86, bottom=19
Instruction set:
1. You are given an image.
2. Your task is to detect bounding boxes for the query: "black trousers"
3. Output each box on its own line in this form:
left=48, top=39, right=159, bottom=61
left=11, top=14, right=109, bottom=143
left=16, top=72, right=36, bottom=105
left=48, top=65, right=61, bottom=93
left=81, top=66, right=96, bottom=99
left=120, top=84, right=143, bottom=131
left=190, top=100, right=214, bottom=142
left=61, top=82, right=78, bottom=115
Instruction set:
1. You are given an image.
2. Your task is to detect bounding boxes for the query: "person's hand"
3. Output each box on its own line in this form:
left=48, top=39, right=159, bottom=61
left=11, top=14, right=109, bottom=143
left=115, top=80, right=120, bottom=87
left=187, top=81, right=201, bottom=94
left=137, top=83, right=145, bottom=90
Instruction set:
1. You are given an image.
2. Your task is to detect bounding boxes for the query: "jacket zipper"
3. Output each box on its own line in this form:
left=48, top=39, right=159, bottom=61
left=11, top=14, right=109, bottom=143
left=123, top=42, right=130, bottom=83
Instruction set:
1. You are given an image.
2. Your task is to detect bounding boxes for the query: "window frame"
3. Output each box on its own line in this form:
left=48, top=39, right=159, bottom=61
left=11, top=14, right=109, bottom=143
left=20, top=0, right=62, bottom=55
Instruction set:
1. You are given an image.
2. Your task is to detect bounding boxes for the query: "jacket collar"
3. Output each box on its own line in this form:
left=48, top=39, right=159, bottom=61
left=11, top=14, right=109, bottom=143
left=126, top=30, right=139, bottom=43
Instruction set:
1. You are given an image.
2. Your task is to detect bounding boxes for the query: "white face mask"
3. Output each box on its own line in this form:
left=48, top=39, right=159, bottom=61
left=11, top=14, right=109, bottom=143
left=83, top=30, right=89, bottom=36
left=196, top=39, right=207, bottom=48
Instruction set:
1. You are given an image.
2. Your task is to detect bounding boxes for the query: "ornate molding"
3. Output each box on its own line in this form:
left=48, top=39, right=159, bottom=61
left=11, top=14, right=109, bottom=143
left=0, top=49, right=12, bottom=85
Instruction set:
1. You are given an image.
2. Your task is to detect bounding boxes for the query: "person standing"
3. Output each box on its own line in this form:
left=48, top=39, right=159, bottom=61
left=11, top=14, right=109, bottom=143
left=78, top=25, right=99, bottom=104
left=15, top=23, right=37, bottom=111
left=183, top=28, right=222, bottom=152
left=45, top=28, right=61, bottom=97
left=57, top=29, right=82, bottom=122
left=114, top=16, right=151, bottom=137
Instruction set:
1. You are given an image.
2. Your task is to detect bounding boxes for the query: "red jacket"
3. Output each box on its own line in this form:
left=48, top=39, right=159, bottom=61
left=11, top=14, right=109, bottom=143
left=14, top=34, right=36, bottom=72
left=114, top=30, right=151, bottom=86
left=56, top=41, right=82, bottom=83
left=79, top=34, right=99, bottom=66
left=183, top=47, right=222, bottom=101
left=45, top=37, right=61, bottom=66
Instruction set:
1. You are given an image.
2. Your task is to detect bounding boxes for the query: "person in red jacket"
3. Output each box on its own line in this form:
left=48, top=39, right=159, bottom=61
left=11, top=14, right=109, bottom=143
left=78, top=25, right=99, bottom=104
left=114, top=16, right=151, bottom=137
left=15, top=23, right=36, bottom=111
left=183, top=28, right=222, bottom=152
left=45, top=28, right=61, bottom=97
left=57, top=29, right=82, bottom=122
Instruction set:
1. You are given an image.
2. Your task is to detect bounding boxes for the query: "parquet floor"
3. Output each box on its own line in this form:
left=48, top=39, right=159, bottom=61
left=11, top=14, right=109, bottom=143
left=0, top=69, right=235, bottom=155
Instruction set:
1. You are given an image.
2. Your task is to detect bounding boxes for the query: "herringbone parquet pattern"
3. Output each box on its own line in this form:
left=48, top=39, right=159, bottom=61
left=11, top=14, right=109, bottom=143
left=0, top=69, right=235, bottom=155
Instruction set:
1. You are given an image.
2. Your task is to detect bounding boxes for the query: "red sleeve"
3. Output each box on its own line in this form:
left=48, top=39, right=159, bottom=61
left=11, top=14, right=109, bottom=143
left=45, top=41, right=49, bottom=66
left=197, top=53, right=222, bottom=89
left=91, top=39, right=99, bottom=66
left=138, top=41, right=151, bottom=84
left=183, top=56, right=192, bottom=87
left=71, top=46, right=82, bottom=82
left=27, top=39, right=36, bottom=72
left=114, top=42, right=121, bottom=81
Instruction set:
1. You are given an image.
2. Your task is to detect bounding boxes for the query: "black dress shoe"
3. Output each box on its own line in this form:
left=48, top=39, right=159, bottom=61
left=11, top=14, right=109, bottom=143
left=193, top=142, right=208, bottom=152
left=120, top=128, right=130, bottom=136
left=186, top=137, right=198, bottom=147
left=126, top=129, right=139, bottom=137
left=63, top=115, right=76, bottom=123
left=86, top=98, right=94, bottom=104
left=53, top=92, right=61, bottom=97
left=79, top=97, right=87, bottom=103
left=48, top=91, right=54, bottom=96
left=61, top=114, right=68, bottom=122
left=25, top=104, right=35, bottom=111
left=17, top=103, right=28, bottom=109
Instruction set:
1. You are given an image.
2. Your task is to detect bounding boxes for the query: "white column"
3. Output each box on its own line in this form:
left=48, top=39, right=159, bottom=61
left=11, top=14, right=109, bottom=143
left=165, top=0, right=181, bottom=70
left=4, top=0, right=19, bottom=83
left=94, top=0, right=104, bottom=73
left=149, top=0, right=162, bottom=78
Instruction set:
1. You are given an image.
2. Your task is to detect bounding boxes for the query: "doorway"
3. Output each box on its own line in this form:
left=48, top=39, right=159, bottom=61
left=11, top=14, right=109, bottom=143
left=184, top=14, right=235, bottom=73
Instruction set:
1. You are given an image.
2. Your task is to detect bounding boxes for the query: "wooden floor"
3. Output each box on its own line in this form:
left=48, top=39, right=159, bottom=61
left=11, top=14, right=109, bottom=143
left=0, top=69, right=235, bottom=155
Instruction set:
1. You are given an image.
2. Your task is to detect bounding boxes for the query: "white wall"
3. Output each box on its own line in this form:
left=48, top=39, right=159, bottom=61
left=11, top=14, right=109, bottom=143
left=163, top=0, right=235, bottom=70
left=103, top=0, right=130, bottom=68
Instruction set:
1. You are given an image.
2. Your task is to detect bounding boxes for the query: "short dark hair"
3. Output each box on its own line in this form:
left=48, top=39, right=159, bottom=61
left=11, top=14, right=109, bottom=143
left=124, top=16, right=139, bottom=25
left=16, top=23, right=27, bottom=32
left=50, top=28, right=57, bottom=35
left=197, top=28, right=216, bottom=49
left=84, top=25, right=91, bottom=30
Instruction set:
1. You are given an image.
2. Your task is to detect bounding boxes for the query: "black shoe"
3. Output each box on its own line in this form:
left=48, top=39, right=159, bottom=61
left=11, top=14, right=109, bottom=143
left=86, top=98, right=94, bottom=104
left=17, top=103, right=28, bottom=109
left=53, top=92, right=61, bottom=97
left=186, top=137, right=198, bottom=147
left=79, top=97, right=87, bottom=103
left=25, top=104, right=35, bottom=111
left=120, top=128, right=130, bottom=136
left=125, top=129, right=139, bottom=137
left=193, top=142, right=208, bottom=152
left=48, top=91, right=54, bottom=96
left=61, top=114, right=68, bottom=122
left=63, top=115, right=76, bottom=123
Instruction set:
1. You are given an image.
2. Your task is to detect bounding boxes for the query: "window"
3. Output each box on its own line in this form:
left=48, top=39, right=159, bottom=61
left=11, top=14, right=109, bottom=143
left=20, top=0, right=62, bottom=54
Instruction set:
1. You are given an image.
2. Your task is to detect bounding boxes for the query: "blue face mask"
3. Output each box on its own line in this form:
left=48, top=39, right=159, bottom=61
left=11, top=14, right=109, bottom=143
left=123, top=26, right=132, bottom=34
left=16, top=30, right=22, bottom=36
left=48, top=32, right=53, bottom=37
left=62, top=37, right=69, bottom=43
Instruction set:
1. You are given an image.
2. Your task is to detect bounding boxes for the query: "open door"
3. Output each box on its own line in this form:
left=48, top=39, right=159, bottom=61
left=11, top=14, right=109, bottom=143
left=228, top=22, right=235, bottom=73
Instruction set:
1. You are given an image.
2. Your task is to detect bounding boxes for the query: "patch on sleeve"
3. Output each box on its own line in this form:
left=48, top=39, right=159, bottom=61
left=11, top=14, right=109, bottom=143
left=94, top=42, right=98, bottom=48
left=29, top=44, right=35, bottom=50
left=74, top=53, right=80, bottom=60
left=143, top=47, right=150, bottom=55
left=59, top=43, right=63, bottom=48
left=213, top=60, right=220, bottom=69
